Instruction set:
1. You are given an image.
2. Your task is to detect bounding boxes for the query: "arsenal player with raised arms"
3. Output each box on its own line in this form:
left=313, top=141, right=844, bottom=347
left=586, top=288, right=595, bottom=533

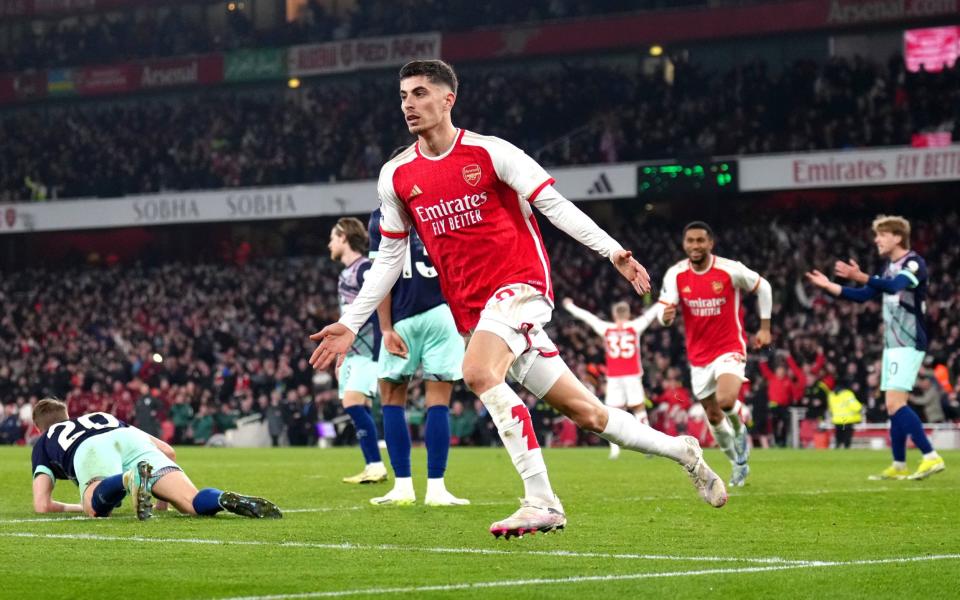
left=310, top=60, right=727, bottom=539
left=658, top=222, right=773, bottom=488
left=562, top=298, right=658, bottom=459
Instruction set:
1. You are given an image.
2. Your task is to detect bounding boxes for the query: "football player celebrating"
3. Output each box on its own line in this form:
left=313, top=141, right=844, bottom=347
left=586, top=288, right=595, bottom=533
left=311, top=60, right=726, bottom=539
left=657, top=221, right=773, bottom=487
left=563, top=298, right=658, bottom=459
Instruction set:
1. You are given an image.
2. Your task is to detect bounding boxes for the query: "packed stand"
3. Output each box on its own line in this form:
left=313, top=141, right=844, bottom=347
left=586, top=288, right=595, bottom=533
left=3, top=53, right=957, bottom=203
left=0, top=0, right=699, bottom=72
left=2, top=205, right=958, bottom=448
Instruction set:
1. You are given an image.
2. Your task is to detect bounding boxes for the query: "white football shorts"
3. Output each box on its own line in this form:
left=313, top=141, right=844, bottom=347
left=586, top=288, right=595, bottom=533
left=474, top=283, right=566, bottom=398
left=605, top=375, right=646, bottom=408
left=690, top=352, right=748, bottom=401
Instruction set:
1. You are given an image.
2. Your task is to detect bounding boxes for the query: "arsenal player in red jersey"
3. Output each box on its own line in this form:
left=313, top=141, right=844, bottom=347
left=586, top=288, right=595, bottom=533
left=657, top=222, right=773, bottom=488
left=563, top=298, right=658, bottom=459
left=311, top=60, right=727, bottom=538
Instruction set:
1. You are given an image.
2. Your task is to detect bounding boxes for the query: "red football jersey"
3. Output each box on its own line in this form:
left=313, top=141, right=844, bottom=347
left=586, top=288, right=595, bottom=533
left=565, top=302, right=658, bottom=377
left=603, top=326, right=642, bottom=377
left=377, top=129, right=555, bottom=332
left=658, top=255, right=762, bottom=367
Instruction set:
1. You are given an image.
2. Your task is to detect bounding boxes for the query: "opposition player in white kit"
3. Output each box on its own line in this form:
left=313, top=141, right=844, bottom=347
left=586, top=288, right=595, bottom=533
left=562, top=298, right=658, bottom=459
left=310, top=60, right=727, bottom=539
left=658, top=221, right=773, bottom=487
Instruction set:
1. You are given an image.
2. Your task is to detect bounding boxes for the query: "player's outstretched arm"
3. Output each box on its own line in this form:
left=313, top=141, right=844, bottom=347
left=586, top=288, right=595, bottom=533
left=32, top=474, right=81, bottom=513
left=806, top=269, right=879, bottom=303
left=754, top=277, right=773, bottom=349
left=561, top=298, right=611, bottom=336
left=834, top=259, right=869, bottom=284
left=631, top=304, right=661, bottom=334
left=805, top=269, right=842, bottom=296
left=532, top=188, right=649, bottom=294
left=309, top=234, right=407, bottom=370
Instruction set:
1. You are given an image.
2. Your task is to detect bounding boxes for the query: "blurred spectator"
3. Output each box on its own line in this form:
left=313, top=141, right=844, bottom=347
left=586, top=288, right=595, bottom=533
left=759, top=352, right=805, bottom=447
left=910, top=376, right=945, bottom=423
left=0, top=403, right=23, bottom=444
left=2, top=53, right=957, bottom=202
left=266, top=393, right=286, bottom=447
left=449, top=399, right=478, bottom=446
left=0, top=1, right=687, bottom=72
left=135, top=384, right=162, bottom=438
left=189, top=404, right=215, bottom=445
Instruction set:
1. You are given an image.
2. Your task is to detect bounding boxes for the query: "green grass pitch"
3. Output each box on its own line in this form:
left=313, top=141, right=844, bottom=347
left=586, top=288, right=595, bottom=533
left=1, top=446, right=958, bottom=599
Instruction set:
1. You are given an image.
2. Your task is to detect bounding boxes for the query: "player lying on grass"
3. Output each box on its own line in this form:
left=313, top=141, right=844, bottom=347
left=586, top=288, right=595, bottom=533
left=31, top=398, right=282, bottom=520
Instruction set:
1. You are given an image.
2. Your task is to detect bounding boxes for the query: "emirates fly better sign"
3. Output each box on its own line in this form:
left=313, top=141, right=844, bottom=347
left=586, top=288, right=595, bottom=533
left=738, top=145, right=960, bottom=191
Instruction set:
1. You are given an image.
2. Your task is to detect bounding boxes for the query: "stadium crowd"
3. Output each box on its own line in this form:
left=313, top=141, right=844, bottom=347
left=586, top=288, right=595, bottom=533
left=0, top=0, right=695, bottom=72
left=3, top=53, right=957, bottom=202
left=1, top=205, right=958, bottom=448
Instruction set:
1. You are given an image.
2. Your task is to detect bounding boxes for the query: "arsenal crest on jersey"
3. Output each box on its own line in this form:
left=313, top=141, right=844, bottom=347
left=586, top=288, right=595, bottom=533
left=712, top=280, right=724, bottom=294
left=462, top=164, right=482, bottom=186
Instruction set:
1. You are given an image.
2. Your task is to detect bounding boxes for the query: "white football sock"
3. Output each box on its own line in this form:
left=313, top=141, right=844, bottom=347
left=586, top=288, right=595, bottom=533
left=479, top=383, right=554, bottom=500
left=425, top=478, right=447, bottom=497
left=634, top=408, right=649, bottom=426
left=923, top=451, right=940, bottom=461
left=609, top=442, right=621, bottom=459
left=600, top=406, right=688, bottom=463
left=708, top=417, right=738, bottom=464
left=724, top=400, right=744, bottom=434
left=392, top=476, right=414, bottom=496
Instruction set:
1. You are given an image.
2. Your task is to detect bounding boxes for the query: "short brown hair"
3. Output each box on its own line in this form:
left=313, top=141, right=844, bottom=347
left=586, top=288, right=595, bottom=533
left=612, top=301, right=631, bottom=320
left=334, top=217, right=369, bottom=254
left=872, top=215, right=911, bottom=249
left=399, top=60, right=458, bottom=94
left=33, top=398, right=69, bottom=431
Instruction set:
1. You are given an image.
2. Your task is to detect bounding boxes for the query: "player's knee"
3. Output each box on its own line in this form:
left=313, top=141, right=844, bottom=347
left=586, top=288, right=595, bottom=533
left=461, top=362, right=502, bottom=394
left=705, top=405, right=725, bottom=424
left=83, top=505, right=99, bottom=518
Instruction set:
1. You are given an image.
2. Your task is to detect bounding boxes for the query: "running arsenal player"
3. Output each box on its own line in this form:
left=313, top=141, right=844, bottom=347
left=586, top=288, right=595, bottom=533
left=563, top=298, right=657, bottom=459
left=310, top=60, right=727, bottom=539
left=657, top=221, right=773, bottom=487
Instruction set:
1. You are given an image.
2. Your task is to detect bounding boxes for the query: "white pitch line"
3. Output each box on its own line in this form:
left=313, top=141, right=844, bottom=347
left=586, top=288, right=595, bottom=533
left=625, top=485, right=960, bottom=503
left=283, top=507, right=364, bottom=514
left=215, top=554, right=960, bottom=600
left=0, top=516, right=91, bottom=524
left=0, top=532, right=810, bottom=564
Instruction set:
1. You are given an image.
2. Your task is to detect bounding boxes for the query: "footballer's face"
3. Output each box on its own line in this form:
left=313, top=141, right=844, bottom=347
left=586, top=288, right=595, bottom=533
left=399, top=75, right=454, bottom=135
left=873, top=230, right=901, bottom=257
left=328, top=227, right=347, bottom=261
left=682, top=228, right=714, bottom=265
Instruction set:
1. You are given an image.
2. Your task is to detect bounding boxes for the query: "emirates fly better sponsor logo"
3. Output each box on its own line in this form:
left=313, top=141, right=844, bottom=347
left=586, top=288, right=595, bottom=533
left=414, top=191, right=489, bottom=236
left=683, top=296, right=726, bottom=317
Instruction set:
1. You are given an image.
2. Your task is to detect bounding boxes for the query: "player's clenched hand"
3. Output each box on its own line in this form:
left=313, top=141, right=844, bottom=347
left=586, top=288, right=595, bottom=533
left=753, top=328, right=772, bottom=349
left=834, top=259, right=866, bottom=283
left=662, top=303, right=677, bottom=325
left=611, top=250, right=651, bottom=295
left=309, top=323, right=356, bottom=370
left=383, top=330, right=409, bottom=358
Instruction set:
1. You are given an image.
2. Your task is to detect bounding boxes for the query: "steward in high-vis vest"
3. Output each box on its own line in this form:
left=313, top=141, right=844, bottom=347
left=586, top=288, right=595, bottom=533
left=826, top=382, right=862, bottom=449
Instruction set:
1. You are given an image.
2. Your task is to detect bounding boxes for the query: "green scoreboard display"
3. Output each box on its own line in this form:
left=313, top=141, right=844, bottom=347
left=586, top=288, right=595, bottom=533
left=637, top=161, right=736, bottom=196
